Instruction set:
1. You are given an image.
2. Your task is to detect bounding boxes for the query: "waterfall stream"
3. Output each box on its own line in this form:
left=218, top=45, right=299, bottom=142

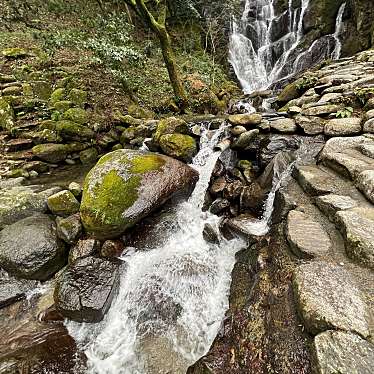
left=229, top=0, right=346, bottom=94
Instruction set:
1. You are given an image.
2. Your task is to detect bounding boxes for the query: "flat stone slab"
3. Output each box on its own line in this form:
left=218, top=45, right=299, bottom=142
left=269, top=118, right=297, bottom=133
left=336, top=207, right=374, bottom=269
left=315, top=194, right=358, bottom=223
left=313, top=331, right=374, bottom=374
left=302, top=104, right=342, bottom=117
left=294, top=165, right=338, bottom=195
left=286, top=210, right=331, bottom=258
left=293, top=261, right=370, bottom=337
left=324, top=118, right=362, bottom=136
left=357, top=170, right=374, bottom=203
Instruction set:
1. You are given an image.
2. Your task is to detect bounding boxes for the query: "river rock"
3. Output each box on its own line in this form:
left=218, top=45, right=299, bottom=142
left=270, top=118, right=297, bottom=133
left=0, top=185, right=60, bottom=228
left=295, top=115, right=325, bottom=135
left=286, top=210, right=331, bottom=258
left=313, top=331, right=374, bottom=374
left=302, top=104, right=342, bottom=116
left=209, top=198, right=230, bottom=215
left=153, top=117, right=188, bottom=142
left=0, top=214, right=67, bottom=280
left=47, top=190, right=80, bottom=217
left=100, top=240, right=125, bottom=258
left=357, top=170, right=374, bottom=203
left=363, top=118, right=374, bottom=133
left=159, top=133, right=197, bottom=162
left=210, top=176, right=227, bottom=196
left=80, top=149, right=198, bottom=239
left=32, top=143, right=87, bottom=163
left=230, top=125, right=247, bottom=136
left=54, top=256, right=120, bottom=322
left=69, top=238, right=100, bottom=264
left=315, top=194, right=358, bottom=223
left=324, top=118, right=362, bottom=136
left=336, top=207, right=374, bottom=269
left=56, top=214, right=82, bottom=244
left=231, top=129, right=259, bottom=150
left=228, top=113, right=262, bottom=127
left=293, top=261, right=370, bottom=338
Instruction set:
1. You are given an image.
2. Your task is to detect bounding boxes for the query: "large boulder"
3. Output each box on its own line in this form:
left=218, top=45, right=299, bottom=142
left=0, top=214, right=67, bottom=280
left=80, top=150, right=199, bottom=239
left=54, top=256, right=120, bottom=322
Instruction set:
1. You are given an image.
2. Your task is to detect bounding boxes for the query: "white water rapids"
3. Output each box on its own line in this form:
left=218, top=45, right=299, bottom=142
left=66, top=123, right=296, bottom=374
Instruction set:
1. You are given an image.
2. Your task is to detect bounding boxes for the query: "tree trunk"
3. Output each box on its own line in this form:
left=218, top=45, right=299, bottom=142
left=155, top=26, right=188, bottom=110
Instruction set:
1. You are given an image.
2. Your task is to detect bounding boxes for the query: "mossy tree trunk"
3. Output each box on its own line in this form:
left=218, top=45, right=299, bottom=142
left=123, top=0, right=188, bottom=110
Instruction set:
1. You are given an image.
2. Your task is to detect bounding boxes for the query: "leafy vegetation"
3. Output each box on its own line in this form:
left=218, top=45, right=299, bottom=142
left=335, top=106, right=354, bottom=118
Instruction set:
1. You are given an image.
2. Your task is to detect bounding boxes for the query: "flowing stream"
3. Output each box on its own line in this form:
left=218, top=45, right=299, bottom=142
left=229, top=0, right=346, bottom=94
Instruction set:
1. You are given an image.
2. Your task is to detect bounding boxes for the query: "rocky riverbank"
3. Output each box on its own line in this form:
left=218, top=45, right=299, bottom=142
left=1, top=45, right=374, bottom=374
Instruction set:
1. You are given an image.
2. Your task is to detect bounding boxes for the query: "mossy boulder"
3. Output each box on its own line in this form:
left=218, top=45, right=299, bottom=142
left=32, top=143, right=87, bottom=163
left=0, top=98, right=15, bottom=131
left=31, top=81, right=52, bottom=100
left=277, top=81, right=300, bottom=103
left=153, top=117, right=188, bottom=143
left=47, top=190, right=80, bottom=217
left=159, top=134, right=197, bottom=162
left=50, top=88, right=66, bottom=104
left=68, top=88, right=87, bottom=107
left=127, top=103, right=154, bottom=119
left=62, top=108, right=88, bottom=124
left=80, top=149, right=199, bottom=239
left=55, top=120, right=95, bottom=140
left=54, top=100, right=74, bottom=112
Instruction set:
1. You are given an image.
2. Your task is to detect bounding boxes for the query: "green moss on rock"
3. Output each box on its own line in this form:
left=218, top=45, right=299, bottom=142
left=62, top=108, right=88, bottom=124
left=153, top=117, right=188, bottom=143
left=47, top=190, right=80, bottom=217
left=2, top=48, right=28, bottom=59
left=55, top=120, right=95, bottom=140
left=159, top=133, right=197, bottom=162
left=0, top=98, right=15, bottom=131
left=50, top=88, right=66, bottom=104
left=68, top=88, right=88, bottom=107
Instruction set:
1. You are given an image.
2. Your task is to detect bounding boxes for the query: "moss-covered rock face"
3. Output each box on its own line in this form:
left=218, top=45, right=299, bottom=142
left=153, top=117, right=189, bottom=143
left=62, top=108, right=88, bottom=124
left=0, top=98, right=15, bottom=131
left=32, top=143, right=87, bottom=163
left=159, top=134, right=197, bottom=163
left=68, top=88, right=88, bottom=107
left=80, top=149, right=199, bottom=239
left=47, top=190, right=80, bottom=217
left=55, top=120, right=95, bottom=140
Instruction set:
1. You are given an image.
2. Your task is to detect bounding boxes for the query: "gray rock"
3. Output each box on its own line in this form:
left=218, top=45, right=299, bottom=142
left=364, top=109, right=374, bottom=121
left=313, top=331, right=374, bottom=374
left=231, top=129, right=259, bottom=150
left=336, top=207, right=374, bottom=269
left=357, top=170, right=374, bottom=203
left=324, top=118, right=362, bottom=136
left=302, top=104, right=342, bottom=117
left=0, top=186, right=61, bottom=229
left=56, top=214, right=82, bottom=244
left=54, top=256, right=120, bottom=322
left=286, top=210, right=331, bottom=258
left=318, top=92, right=343, bottom=104
left=203, top=223, right=219, bottom=244
left=47, top=190, right=80, bottom=217
left=0, top=214, right=67, bottom=280
left=360, top=144, right=374, bottom=159
left=293, top=261, right=370, bottom=337
left=363, top=118, right=374, bottom=133
left=270, top=118, right=297, bottom=133
left=69, top=238, right=100, bottom=264
left=0, top=177, right=25, bottom=189
left=295, top=115, right=325, bottom=135
left=315, top=194, right=358, bottom=223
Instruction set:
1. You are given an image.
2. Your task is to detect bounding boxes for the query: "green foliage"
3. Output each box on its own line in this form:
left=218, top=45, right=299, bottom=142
left=296, top=74, right=318, bottom=91
left=335, top=106, right=354, bottom=118
left=354, top=87, right=374, bottom=104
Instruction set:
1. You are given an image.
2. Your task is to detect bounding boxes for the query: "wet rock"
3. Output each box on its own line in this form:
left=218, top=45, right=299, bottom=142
left=286, top=210, right=331, bottom=259
left=270, top=118, right=297, bottom=133
left=313, top=331, right=374, bottom=374
left=231, top=129, right=259, bottom=150
left=240, top=182, right=266, bottom=212
left=295, top=115, right=325, bottom=135
left=302, top=104, right=342, bottom=117
left=69, top=238, right=100, bottom=264
left=54, top=256, right=120, bottom=322
left=209, top=198, right=230, bottom=215
left=324, top=118, right=362, bottom=136
left=0, top=270, right=36, bottom=308
left=224, top=214, right=263, bottom=240
left=363, top=118, right=374, bottom=133
left=153, top=117, right=188, bottom=142
left=203, top=223, right=219, bottom=244
left=210, top=176, right=227, bottom=196
left=80, top=149, right=199, bottom=239
left=293, top=261, right=370, bottom=338
left=223, top=180, right=244, bottom=201
left=79, top=147, right=98, bottom=164
left=336, top=207, right=374, bottom=269
left=315, top=194, right=358, bottom=223
left=47, top=190, right=80, bottom=217
left=228, top=113, right=262, bottom=127
left=0, top=214, right=67, bottom=280
left=230, top=125, right=247, bottom=136
left=100, top=239, right=125, bottom=258
left=357, top=170, right=374, bottom=203
left=0, top=185, right=60, bottom=229
left=159, top=133, right=197, bottom=162
left=56, top=214, right=82, bottom=244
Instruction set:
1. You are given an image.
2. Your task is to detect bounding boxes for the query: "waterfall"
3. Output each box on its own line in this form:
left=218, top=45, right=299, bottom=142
left=67, top=124, right=245, bottom=374
left=229, top=0, right=347, bottom=95
left=332, top=3, right=346, bottom=60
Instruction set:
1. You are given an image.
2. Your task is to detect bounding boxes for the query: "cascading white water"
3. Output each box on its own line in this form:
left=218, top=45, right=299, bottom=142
left=67, top=124, right=245, bottom=374
left=332, top=3, right=346, bottom=60
left=229, top=0, right=346, bottom=95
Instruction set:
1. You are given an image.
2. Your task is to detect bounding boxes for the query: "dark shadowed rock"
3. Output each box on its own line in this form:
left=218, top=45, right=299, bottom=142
left=54, top=256, right=121, bottom=323
left=100, top=240, right=125, bottom=258
left=0, top=214, right=67, bottom=280
left=80, top=150, right=199, bottom=239
left=293, top=261, right=370, bottom=338
left=313, top=331, right=374, bottom=374
left=69, top=238, right=100, bottom=264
